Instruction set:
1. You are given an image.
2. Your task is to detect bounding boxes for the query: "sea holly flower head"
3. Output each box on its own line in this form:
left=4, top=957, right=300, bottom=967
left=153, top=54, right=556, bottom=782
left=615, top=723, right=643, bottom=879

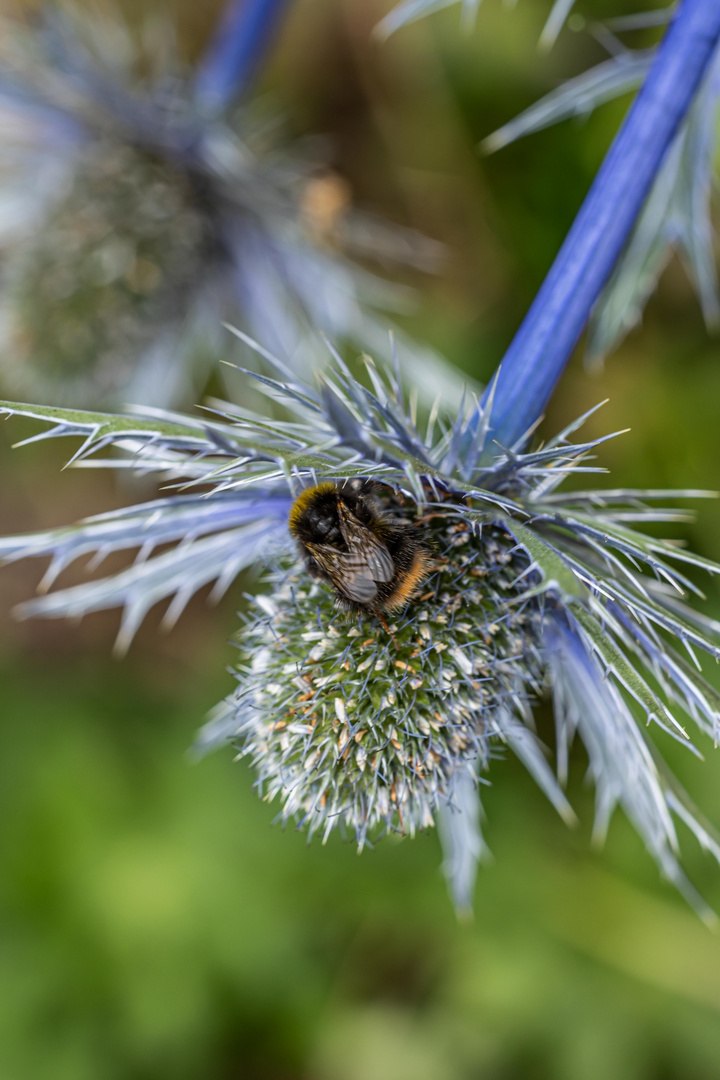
left=2, top=0, right=720, bottom=923
left=3, top=335, right=720, bottom=917
left=217, top=498, right=548, bottom=849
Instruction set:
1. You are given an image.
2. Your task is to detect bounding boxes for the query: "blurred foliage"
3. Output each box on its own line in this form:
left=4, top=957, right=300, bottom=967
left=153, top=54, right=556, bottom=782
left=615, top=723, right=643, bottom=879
left=3, top=0, right=720, bottom=1077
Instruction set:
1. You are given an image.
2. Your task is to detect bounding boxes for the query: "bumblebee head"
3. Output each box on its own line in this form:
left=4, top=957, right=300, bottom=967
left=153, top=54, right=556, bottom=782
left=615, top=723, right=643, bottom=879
left=288, top=483, right=339, bottom=540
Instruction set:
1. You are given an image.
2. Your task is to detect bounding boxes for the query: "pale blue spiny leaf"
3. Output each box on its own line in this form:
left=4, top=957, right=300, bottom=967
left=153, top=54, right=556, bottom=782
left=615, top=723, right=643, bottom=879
left=0, top=494, right=291, bottom=589
left=588, top=49, right=720, bottom=361
left=437, top=765, right=490, bottom=918
left=492, top=707, right=577, bottom=825
left=3, top=346, right=720, bottom=916
left=546, top=613, right=720, bottom=926
left=376, top=0, right=579, bottom=46
left=374, top=0, right=479, bottom=41
left=16, top=517, right=292, bottom=657
left=539, top=0, right=578, bottom=51
left=481, top=50, right=653, bottom=155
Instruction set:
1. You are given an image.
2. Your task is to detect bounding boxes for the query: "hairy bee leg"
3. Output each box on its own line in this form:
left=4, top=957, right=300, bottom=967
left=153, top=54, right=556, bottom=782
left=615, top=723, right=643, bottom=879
left=375, top=611, right=402, bottom=651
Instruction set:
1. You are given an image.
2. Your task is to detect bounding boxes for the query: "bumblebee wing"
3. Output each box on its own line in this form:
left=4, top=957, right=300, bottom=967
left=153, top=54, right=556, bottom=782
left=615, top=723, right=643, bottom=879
left=337, top=504, right=394, bottom=583
left=307, top=542, right=379, bottom=604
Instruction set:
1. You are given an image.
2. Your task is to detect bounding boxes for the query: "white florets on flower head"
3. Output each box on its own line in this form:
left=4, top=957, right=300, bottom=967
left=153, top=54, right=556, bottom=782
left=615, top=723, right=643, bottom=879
left=227, top=510, right=546, bottom=848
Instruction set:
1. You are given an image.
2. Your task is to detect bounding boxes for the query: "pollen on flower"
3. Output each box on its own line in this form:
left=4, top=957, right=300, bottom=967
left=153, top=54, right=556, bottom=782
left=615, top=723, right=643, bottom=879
left=222, top=507, right=545, bottom=848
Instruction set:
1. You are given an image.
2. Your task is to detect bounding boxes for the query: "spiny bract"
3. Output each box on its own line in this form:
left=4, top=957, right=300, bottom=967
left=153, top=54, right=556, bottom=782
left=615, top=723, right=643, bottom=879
left=3, top=337, right=720, bottom=916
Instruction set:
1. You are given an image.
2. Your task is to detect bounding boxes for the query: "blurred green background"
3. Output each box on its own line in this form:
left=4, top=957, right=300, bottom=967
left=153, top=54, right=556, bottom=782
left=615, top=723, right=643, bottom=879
left=3, top=1, right=720, bottom=1077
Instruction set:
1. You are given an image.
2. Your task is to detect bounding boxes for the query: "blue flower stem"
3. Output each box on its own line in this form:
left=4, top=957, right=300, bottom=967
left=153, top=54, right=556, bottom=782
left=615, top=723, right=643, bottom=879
left=194, top=0, right=293, bottom=112
left=481, top=0, right=720, bottom=449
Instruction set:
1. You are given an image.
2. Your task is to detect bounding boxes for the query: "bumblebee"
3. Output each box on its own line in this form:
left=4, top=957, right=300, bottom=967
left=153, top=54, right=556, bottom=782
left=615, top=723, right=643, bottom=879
left=288, top=481, right=429, bottom=614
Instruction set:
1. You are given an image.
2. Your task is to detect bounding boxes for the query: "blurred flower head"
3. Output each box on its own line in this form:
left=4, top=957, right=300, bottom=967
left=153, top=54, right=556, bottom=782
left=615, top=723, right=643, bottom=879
left=0, top=4, right=448, bottom=409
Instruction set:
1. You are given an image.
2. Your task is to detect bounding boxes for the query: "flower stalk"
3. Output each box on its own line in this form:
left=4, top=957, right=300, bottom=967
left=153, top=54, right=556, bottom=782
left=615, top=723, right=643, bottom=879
left=482, top=0, right=720, bottom=448
left=194, top=0, right=294, bottom=111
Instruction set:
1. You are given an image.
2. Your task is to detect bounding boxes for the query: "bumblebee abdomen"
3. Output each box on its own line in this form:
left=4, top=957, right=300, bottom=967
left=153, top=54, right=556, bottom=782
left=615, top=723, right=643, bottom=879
left=375, top=531, right=430, bottom=612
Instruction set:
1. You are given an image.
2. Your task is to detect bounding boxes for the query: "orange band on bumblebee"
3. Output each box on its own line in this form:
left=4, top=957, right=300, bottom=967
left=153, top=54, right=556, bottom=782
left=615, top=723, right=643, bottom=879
left=381, top=548, right=430, bottom=612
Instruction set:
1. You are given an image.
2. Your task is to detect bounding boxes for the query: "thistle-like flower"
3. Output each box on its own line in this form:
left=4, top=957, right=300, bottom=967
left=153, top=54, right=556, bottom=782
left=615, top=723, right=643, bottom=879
left=3, top=336, right=720, bottom=917
left=0, top=4, right=447, bottom=408
left=2, top=0, right=720, bottom=922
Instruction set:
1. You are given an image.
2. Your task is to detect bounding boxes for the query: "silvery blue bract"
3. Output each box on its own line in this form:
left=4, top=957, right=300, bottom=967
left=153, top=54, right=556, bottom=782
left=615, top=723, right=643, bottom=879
left=3, top=339, right=720, bottom=918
